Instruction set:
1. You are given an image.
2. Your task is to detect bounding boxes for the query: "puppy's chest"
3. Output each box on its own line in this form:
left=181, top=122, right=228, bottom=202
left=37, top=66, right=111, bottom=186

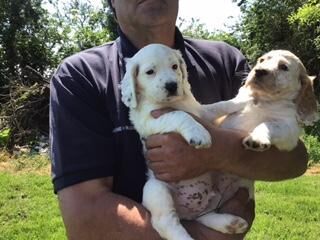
left=129, top=110, right=154, bottom=137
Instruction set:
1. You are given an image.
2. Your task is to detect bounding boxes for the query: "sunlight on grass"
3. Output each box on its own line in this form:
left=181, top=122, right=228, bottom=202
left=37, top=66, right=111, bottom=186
left=0, top=151, right=50, bottom=175
left=0, top=152, right=319, bottom=239
left=0, top=173, right=65, bottom=240
left=247, top=176, right=320, bottom=240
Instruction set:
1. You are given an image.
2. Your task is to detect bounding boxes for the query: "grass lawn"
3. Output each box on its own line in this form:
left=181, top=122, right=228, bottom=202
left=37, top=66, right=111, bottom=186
left=0, top=173, right=65, bottom=240
left=247, top=175, right=320, bottom=240
left=0, top=153, right=319, bottom=239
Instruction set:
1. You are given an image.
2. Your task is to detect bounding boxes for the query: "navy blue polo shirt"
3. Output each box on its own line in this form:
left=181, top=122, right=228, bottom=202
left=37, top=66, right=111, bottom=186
left=50, top=28, right=249, bottom=202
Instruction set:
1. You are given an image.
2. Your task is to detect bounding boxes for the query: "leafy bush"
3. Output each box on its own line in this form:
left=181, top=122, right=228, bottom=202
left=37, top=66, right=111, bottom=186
left=0, top=74, right=49, bottom=149
left=302, top=133, right=320, bottom=165
left=0, top=128, right=10, bottom=147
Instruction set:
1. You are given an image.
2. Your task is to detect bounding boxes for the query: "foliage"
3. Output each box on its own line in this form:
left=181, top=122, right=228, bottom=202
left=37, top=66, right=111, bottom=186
left=0, top=68, right=49, bottom=149
left=302, top=133, right=320, bottom=165
left=0, top=0, right=62, bottom=83
left=179, top=18, right=241, bottom=49
left=0, top=129, right=10, bottom=147
left=0, top=0, right=117, bottom=149
left=49, top=0, right=117, bottom=59
left=237, top=0, right=305, bottom=64
left=288, top=0, right=320, bottom=74
left=237, top=0, right=320, bottom=75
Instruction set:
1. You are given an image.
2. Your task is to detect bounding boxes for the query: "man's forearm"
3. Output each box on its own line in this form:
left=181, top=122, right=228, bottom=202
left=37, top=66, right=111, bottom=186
left=206, top=127, right=308, bottom=181
left=58, top=179, right=250, bottom=240
left=59, top=187, right=161, bottom=240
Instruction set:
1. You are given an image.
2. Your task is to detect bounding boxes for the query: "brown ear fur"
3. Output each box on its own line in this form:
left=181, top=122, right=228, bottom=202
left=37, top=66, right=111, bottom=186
left=295, top=73, right=319, bottom=125
left=313, top=72, right=320, bottom=102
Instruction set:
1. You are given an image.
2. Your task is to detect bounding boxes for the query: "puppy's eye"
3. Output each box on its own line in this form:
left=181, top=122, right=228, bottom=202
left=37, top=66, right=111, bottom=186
left=172, top=64, right=178, bottom=70
left=146, top=69, right=154, bottom=75
left=279, top=64, right=288, bottom=71
left=259, top=58, right=265, bottom=63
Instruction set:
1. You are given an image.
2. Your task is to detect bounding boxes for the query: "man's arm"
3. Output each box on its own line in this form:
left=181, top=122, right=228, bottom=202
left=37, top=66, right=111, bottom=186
left=145, top=122, right=308, bottom=183
left=207, top=126, right=308, bottom=181
left=58, top=177, right=161, bottom=240
left=58, top=177, right=254, bottom=240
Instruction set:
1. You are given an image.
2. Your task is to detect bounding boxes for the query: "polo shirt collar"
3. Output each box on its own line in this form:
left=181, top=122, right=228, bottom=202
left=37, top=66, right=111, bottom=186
left=117, top=27, right=194, bottom=69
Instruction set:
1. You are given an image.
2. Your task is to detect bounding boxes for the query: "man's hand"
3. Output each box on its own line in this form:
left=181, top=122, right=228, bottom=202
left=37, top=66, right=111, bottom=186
left=145, top=132, right=212, bottom=182
left=146, top=108, right=308, bottom=182
left=145, top=108, right=226, bottom=182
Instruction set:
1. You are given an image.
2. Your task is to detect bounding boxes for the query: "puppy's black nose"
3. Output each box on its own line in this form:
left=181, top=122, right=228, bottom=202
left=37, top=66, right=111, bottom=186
left=165, top=82, right=178, bottom=95
left=255, top=69, right=269, bottom=78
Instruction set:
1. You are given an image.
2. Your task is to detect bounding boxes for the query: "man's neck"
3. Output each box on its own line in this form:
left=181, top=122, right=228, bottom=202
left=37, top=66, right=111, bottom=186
left=119, top=24, right=176, bottom=49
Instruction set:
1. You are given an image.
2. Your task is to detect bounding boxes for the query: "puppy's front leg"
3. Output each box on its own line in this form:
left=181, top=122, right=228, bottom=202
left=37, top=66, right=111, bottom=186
left=143, top=174, right=194, bottom=240
left=201, top=95, right=250, bottom=121
left=243, top=121, right=300, bottom=151
left=148, top=111, right=212, bottom=149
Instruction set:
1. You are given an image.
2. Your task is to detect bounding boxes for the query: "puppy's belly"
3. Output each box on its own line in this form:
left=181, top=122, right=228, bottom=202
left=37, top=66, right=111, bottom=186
left=171, top=173, right=241, bottom=220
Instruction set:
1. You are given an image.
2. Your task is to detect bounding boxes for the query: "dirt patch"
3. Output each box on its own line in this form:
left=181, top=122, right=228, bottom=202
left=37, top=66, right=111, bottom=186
left=0, top=161, right=13, bottom=172
left=305, top=164, right=320, bottom=176
left=0, top=151, right=50, bottom=176
left=0, top=160, right=50, bottom=175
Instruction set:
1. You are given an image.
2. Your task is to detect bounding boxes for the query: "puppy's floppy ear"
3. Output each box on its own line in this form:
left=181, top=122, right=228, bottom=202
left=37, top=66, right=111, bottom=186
left=295, top=73, right=319, bottom=125
left=175, top=50, right=190, bottom=95
left=121, top=59, right=139, bottom=108
left=312, top=72, right=320, bottom=102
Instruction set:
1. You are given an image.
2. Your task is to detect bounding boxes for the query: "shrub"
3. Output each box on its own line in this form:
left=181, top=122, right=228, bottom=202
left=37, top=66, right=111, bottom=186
left=302, top=134, right=320, bottom=165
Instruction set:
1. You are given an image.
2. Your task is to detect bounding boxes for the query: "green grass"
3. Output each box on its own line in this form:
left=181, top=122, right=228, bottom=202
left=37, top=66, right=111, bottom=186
left=0, top=173, right=65, bottom=240
left=0, top=157, right=319, bottom=239
left=247, top=176, right=320, bottom=240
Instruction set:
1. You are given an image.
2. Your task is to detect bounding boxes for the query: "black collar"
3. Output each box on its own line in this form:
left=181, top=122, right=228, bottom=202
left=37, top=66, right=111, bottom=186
left=116, top=27, right=193, bottom=69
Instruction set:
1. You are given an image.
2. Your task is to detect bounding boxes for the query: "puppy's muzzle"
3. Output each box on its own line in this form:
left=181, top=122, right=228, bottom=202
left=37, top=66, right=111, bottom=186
left=255, top=69, right=269, bottom=78
left=165, top=81, right=178, bottom=96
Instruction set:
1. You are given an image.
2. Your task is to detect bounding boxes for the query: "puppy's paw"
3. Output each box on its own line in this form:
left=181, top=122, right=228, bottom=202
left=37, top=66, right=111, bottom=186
left=197, top=213, right=248, bottom=235
left=186, top=126, right=212, bottom=149
left=223, top=216, right=248, bottom=234
left=243, top=134, right=271, bottom=152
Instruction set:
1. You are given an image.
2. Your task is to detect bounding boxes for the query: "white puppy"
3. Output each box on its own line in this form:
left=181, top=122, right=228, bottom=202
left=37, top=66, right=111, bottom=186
left=121, top=44, right=248, bottom=240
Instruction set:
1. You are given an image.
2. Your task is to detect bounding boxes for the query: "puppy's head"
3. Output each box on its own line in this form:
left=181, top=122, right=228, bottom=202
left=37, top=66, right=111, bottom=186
left=245, top=50, right=318, bottom=124
left=121, top=44, right=189, bottom=108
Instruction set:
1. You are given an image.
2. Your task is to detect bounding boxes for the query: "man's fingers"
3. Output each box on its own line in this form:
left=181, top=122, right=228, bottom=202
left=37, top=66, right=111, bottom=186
left=145, top=135, right=164, bottom=149
left=145, top=147, right=163, bottom=162
left=145, top=132, right=183, bottom=149
left=147, top=157, right=165, bottom=170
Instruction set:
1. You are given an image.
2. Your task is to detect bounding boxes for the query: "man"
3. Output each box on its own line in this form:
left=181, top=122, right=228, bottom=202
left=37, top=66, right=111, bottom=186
left=50, top=0, right=308, bottom=239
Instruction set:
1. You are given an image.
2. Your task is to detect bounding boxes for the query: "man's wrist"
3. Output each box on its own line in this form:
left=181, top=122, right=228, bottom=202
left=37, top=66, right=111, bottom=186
left=205, top=126, right=244, bottom=173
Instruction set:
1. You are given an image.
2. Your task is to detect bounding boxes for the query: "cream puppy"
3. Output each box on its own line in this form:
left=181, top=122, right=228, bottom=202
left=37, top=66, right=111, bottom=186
left=204, top=50, right=319, bottom=152
left=201, top=50, right=318, bottom=238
